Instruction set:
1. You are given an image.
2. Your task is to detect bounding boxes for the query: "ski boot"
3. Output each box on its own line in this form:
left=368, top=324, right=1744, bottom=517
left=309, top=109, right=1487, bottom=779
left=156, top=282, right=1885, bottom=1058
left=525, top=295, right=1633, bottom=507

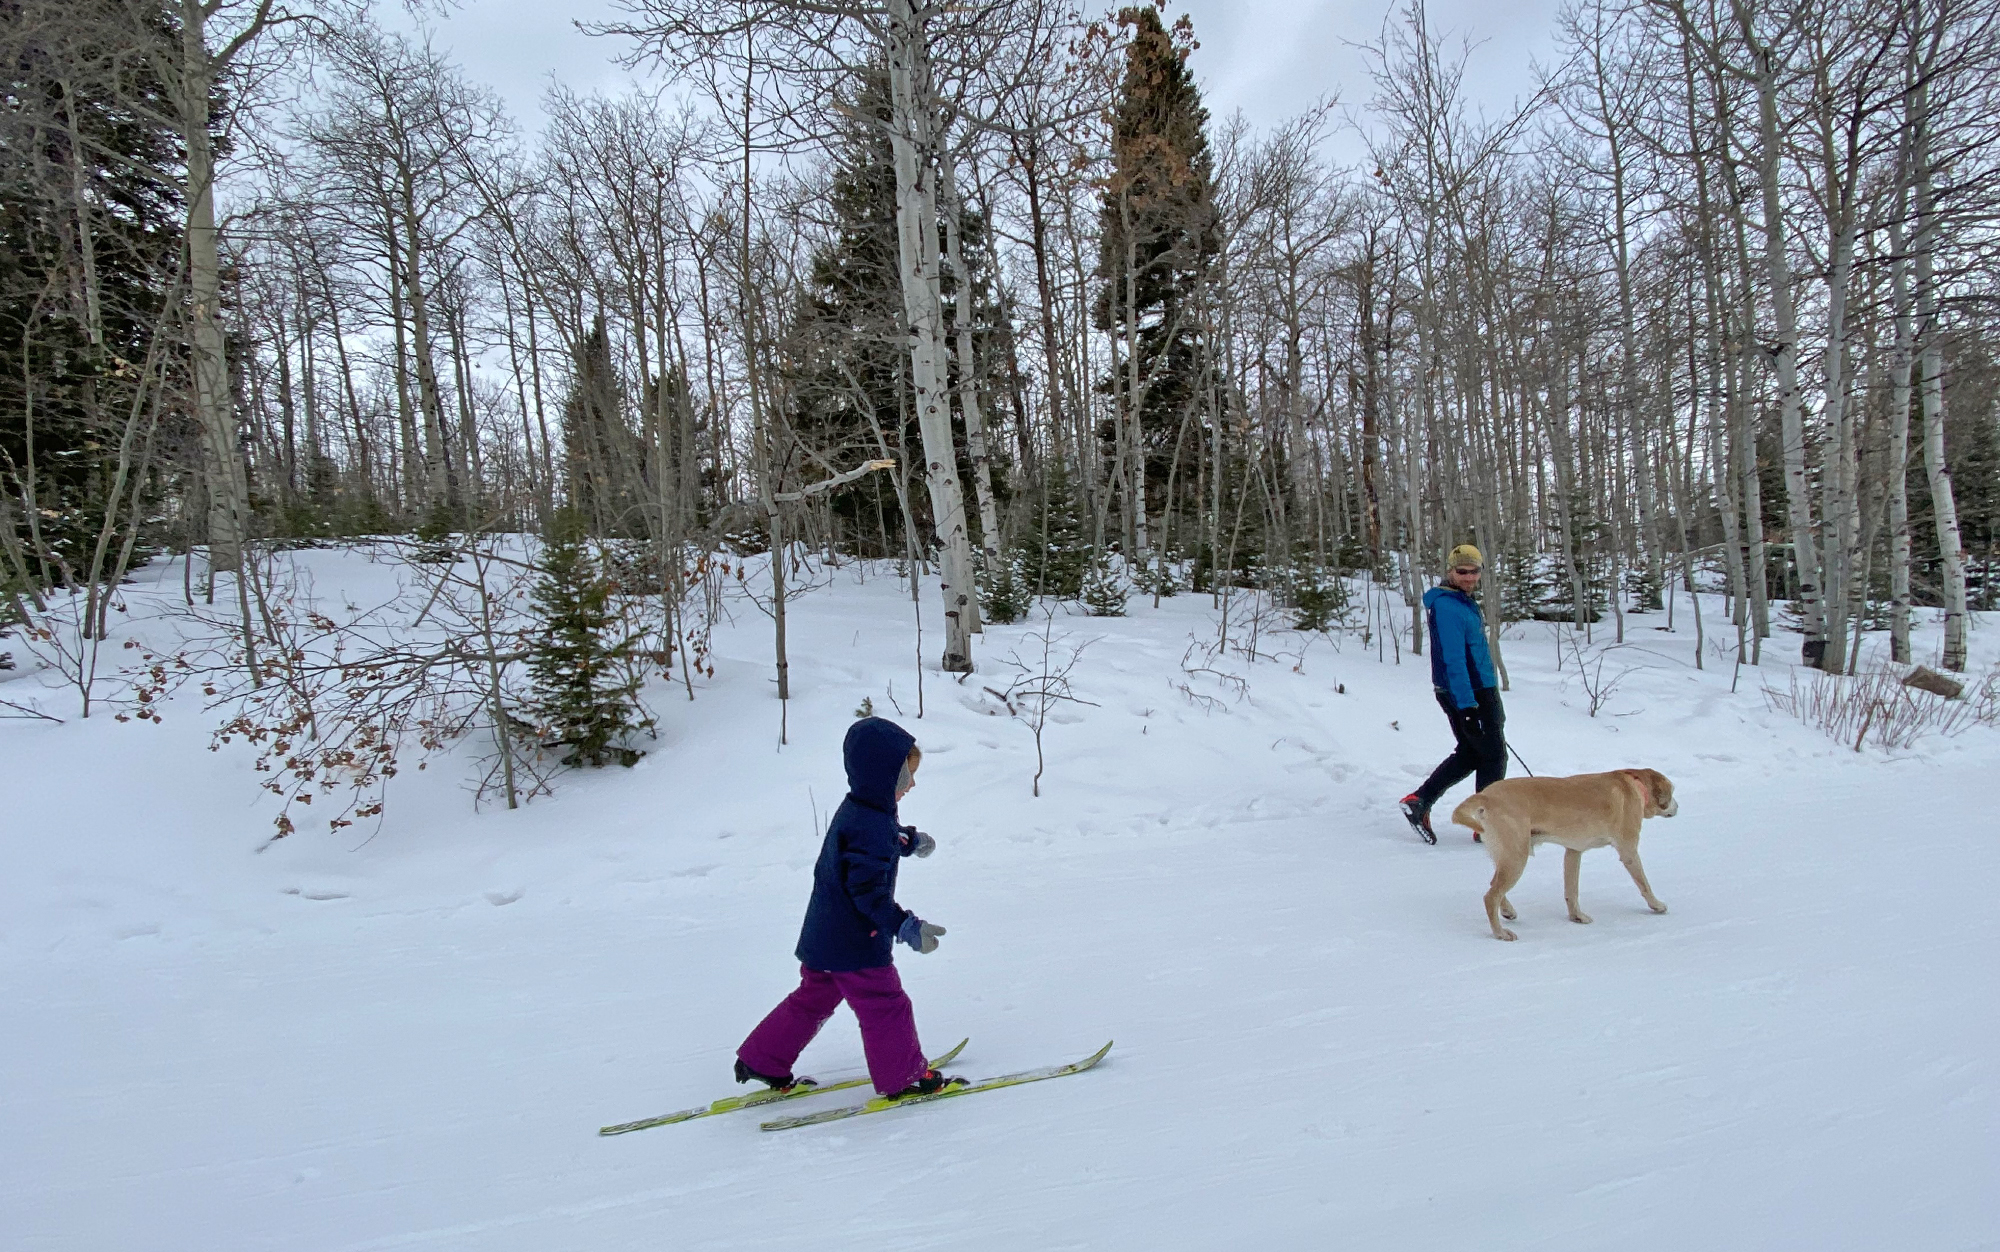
left=888, top=1068, right=965, bottom=1100
left=735, top=1058, right=816, bottom=1093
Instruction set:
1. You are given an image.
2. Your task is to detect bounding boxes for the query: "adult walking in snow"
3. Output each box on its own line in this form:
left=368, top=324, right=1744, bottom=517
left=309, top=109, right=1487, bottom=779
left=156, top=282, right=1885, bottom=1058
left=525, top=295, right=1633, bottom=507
left=734, top=716, right=961, bottom=1100
left=1399, top=545, right=1507, bottom=844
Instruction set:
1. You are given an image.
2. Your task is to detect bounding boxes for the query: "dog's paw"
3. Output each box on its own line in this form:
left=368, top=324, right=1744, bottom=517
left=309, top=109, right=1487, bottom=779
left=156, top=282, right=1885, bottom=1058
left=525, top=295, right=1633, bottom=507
left=1500, top=902, right=1518, bottom=921
left=1569, top=910, right=1593, bottom=925
left=1493, top=926, right=1518, bottom=941
left=1648, top=900, right=1669, bottom=914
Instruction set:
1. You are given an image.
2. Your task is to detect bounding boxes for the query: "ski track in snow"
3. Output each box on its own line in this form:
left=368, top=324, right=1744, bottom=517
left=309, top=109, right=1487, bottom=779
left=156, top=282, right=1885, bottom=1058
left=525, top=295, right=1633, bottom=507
left=3, top=549, right=1998, bottom=1250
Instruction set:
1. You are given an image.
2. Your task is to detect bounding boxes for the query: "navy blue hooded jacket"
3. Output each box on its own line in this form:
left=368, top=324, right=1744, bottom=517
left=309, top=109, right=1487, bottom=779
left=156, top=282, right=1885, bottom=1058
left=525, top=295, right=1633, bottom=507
left=795, top=717, right=922, bottom=972
left=1424, top=585, right=1498, bottom=709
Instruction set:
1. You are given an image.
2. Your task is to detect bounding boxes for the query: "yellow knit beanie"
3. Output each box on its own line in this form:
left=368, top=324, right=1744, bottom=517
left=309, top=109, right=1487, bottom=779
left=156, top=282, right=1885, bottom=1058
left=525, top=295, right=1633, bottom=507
left=1446, top=544, right=1484, bottom=570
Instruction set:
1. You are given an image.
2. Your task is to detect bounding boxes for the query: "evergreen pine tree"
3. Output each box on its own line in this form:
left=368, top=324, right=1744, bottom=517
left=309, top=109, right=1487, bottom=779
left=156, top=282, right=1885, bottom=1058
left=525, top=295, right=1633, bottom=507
left=783, top=68, right=905, bottom=550
left=2, top=2, right=183, bottom=589
left=1625, top=566, right=1664, bottom=613
left=524, top=510, right=653, bottom=768
left=1288, top=565, right=1349, bottom=631
left=1080, top=552, right=1128, bottom=617
left=1545, top=497, right=1609, bottom=623
left=782, top=67, right=1013, bottom=556
left=980, top=553, right=1031, bottom=625
left=1015, top=462, right=1090, bottom=599
left=1093, top=6, right=1219, bottom=511
left=1132, top=553, right=1184, bottom=599
left=562, top=317, right=642, bottom=539
left=411, top=500, right=459, bottom=564
left=1497, top=549, right=1540, bottom=623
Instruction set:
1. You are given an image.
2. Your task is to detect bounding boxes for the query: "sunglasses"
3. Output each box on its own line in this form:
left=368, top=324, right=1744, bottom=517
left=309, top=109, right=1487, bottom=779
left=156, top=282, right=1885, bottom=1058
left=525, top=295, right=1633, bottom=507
left=1453, top=567, right=1482, bottom=576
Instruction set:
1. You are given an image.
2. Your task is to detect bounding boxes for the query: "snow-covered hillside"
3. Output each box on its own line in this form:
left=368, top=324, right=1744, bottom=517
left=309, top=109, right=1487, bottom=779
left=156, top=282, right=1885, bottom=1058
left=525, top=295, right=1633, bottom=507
left=4, top=549, right=1997, bottom=1251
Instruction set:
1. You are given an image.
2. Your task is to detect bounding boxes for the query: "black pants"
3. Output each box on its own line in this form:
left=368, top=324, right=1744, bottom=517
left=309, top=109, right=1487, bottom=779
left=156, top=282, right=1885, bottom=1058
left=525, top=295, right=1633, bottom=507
left=1414, top=687, right=1506, bottom=811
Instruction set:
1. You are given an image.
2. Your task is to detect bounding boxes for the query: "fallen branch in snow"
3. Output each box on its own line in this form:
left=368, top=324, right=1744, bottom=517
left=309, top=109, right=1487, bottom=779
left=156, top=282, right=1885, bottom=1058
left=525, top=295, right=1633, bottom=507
left=1173, top=638, right=1249, bottom=713
left=0, top=693, right=62, bottom=722
left=1170, top=680, right=1227, bottom=714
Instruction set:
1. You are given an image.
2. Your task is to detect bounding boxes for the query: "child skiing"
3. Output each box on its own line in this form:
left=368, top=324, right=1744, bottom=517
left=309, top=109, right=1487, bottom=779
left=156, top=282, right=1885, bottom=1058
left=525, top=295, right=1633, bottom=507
left=734, top=716, right=961, bottom=1100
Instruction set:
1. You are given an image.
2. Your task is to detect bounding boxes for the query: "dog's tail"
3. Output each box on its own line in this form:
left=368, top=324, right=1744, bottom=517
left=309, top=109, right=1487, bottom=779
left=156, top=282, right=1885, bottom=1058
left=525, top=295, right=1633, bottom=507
left=1449, top=795, right=1488, bottom=836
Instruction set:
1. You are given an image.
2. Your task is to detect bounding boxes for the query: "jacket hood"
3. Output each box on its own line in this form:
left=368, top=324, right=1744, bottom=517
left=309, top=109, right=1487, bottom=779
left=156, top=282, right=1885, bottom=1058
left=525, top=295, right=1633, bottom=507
left=843, top=717, right=916, bottom=812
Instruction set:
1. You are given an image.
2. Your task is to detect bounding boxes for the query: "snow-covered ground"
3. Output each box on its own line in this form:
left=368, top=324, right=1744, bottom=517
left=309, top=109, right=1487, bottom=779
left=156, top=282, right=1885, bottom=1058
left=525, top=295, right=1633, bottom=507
left=4, top=550, right=1997, bottom=1251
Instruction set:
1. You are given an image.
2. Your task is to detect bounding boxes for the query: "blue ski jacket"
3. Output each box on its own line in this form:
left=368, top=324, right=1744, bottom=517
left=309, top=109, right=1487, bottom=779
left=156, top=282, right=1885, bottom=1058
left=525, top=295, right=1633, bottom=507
left=795, top=717, right=922, bottom=972
left=1424, top=585, right=1498, bottom=710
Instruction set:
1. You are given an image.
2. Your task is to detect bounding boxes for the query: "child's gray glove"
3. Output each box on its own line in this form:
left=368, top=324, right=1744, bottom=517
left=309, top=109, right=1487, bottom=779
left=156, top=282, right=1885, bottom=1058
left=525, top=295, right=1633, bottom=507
left=896, top=915, right=946, bottom=954
left=900, top=825, right=936, bottom=858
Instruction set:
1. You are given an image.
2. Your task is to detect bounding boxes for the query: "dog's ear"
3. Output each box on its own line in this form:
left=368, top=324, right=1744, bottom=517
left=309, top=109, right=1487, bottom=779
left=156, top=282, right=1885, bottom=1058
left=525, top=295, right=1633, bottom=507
left=1643, top=769, right=1674, bottom=812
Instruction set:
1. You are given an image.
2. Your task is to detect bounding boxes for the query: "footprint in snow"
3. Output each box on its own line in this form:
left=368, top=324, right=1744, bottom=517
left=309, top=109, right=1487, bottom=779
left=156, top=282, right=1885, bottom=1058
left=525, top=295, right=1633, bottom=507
left=282, top=887, right=350, bottom=902
left=484, top=888, right=525, bottom=906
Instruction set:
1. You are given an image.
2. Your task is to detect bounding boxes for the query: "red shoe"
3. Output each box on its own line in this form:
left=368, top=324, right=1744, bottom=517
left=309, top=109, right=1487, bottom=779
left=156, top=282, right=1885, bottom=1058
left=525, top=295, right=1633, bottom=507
left=1398, top=794, right=1436, bottom=845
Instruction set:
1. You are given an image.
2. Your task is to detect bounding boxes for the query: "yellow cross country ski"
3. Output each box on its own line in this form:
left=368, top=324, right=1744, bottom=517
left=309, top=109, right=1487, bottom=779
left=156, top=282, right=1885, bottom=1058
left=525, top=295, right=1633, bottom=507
left=760, top=1041, right=1112, bottom=1132
left=598, top=1038, right=968, bottom=1136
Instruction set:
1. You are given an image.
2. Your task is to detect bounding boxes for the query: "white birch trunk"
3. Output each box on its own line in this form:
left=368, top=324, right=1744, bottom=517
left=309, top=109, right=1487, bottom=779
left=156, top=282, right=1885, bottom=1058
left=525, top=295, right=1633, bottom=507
left=1689, top=100, right=1750, bottom=657
left=1816, top=218, right=1858, bottom=673
left=937, top=153, right=1001, bottom=601
left=1740, top=18, right=1827, bottom=665
left=399, top=210, right=452, bottom=511
left=178, top=0, right=249, bottom=572
left=886, top=0, right=975, bottom=672
left=1600, top=91, right=1659, bottom=609
left=1905, top=60, right=1969, bottom=671
left=1886, top=213, right=1915, bottom=664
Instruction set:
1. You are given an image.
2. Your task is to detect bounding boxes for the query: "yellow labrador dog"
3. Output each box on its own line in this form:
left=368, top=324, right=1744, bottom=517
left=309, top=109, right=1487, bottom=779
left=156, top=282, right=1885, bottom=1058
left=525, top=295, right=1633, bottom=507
left=1450, top=769, right=1678, bottom=941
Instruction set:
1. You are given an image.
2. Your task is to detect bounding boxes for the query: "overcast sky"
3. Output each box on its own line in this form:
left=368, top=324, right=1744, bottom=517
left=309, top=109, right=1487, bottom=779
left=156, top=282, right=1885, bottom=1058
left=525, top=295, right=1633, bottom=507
left=385, top=0, right=1566, bottom=162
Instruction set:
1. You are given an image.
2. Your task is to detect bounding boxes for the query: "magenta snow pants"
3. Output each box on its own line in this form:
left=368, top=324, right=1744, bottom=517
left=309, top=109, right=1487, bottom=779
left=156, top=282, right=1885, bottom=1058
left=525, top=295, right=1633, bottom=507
left=737, top=963, right=928, bottom=1095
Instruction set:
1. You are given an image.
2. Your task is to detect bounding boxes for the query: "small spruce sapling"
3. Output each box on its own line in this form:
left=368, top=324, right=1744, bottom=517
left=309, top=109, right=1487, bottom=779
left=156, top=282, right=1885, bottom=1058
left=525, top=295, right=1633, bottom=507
left=412, top=502, right=460, bottom=564
left=1624, top=565, right=1664, bottom=613
left=1080, top=552, right=1128, bottom=617
left=1288, top=566, right=1349, bottom=632
left=1496, top=549, right=1540, bottom=623
left=1132, top=554, right=1184, bottom=602
left=1015, top=465, right=1089, bottom=598
left=523, top=510, right=655, bottom=768
left=980, top=553, right=1031, bottom=625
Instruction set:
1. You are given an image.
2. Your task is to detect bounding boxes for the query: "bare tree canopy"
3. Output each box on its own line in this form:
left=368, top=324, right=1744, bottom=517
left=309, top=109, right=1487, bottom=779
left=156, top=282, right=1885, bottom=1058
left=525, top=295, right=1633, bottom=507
left=8, top=0, right=2000, bottom=745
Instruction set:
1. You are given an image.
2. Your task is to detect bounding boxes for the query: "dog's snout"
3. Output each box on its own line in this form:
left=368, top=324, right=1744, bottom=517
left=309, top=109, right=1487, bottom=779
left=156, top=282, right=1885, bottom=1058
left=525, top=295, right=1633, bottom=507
left=1663, top=797, right=1679, bottom=817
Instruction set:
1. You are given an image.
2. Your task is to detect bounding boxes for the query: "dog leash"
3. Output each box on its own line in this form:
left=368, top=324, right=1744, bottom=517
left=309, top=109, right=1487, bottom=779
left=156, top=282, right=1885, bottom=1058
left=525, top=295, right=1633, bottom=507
left=1508, top=744, right=1535, bottom=777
